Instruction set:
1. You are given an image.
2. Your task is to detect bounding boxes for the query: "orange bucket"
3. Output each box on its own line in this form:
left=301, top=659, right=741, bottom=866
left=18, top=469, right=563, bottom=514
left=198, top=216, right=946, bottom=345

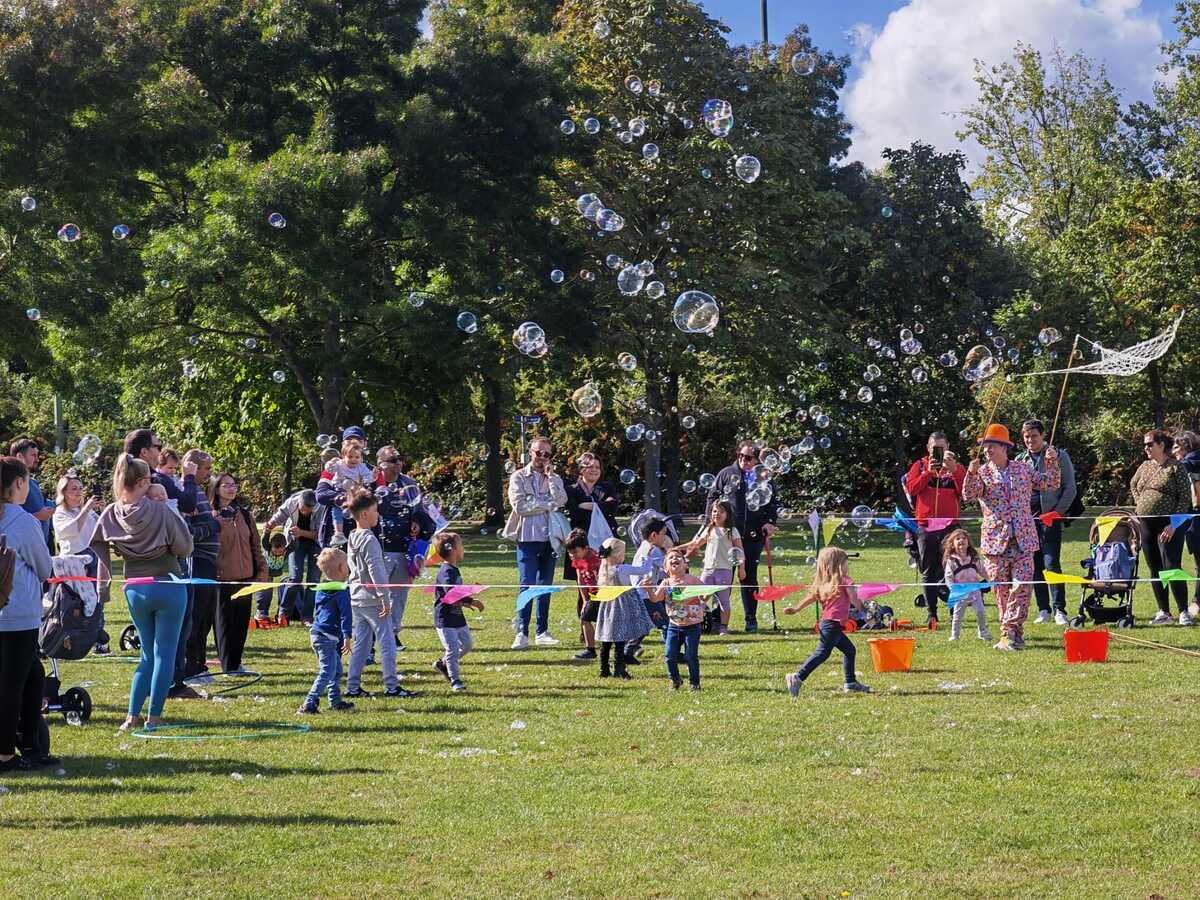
left=868, top=637, right=915, bottom=673
left=1063, top=628, right=1109, bottom=663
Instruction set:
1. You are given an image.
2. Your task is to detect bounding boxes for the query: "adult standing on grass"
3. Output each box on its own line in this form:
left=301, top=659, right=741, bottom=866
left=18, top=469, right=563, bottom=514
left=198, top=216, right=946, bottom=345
left=705, top=440, right=778, bottom=633
left=962, top=424, right=1060, bottom=651
left=563, top=453, right=619, bottom=576
left=1171, top=431, right=1200, bottom=612
left=505, top=436, right=566, bottom=649
left=0, top=456, right=53, bottom=771
left=209, top=473, right=268, bottom=674
left=53, top=474, right=111, bottom=654
left=98, top=454, right=194, bottom=733
left=262, top=488, right=321, bottom=624
left=181, top=449, right=221, bottom=685
left=8, top=439, right=53, bottom=545
left=1130, top=430, right=1193, bottom=626
left=373, top=446, right=435, bottom=648
left=1017, top=419, right=1077, bottom=627
left=903, top=431, right=965, bottom=626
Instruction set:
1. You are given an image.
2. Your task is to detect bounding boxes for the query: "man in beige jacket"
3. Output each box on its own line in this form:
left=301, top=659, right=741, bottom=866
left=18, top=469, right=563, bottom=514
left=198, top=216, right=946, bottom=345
left=505, top=437, right=567, bottom=649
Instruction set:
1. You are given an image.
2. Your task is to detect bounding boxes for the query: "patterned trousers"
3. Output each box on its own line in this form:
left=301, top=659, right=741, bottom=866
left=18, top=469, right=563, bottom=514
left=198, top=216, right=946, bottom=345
left=983, top=546, right=1035, bottom=641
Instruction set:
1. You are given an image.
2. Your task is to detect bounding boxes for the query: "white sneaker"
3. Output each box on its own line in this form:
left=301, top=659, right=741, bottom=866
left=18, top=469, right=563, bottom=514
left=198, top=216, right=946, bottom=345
left=1179, top=611, right=1195, bottom=627
left=511, top=633, right=530, bottom=650
left=1054, top=610, right=1070, bottom=626
left=1149, top=611, right=1173, bottom=626
left=1034, top=610, right=1051, bottom=624
left=534, top=632, right=561, bottom=646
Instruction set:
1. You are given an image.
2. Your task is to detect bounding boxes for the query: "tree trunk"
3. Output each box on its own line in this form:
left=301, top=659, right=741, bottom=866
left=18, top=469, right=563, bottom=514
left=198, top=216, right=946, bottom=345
left=1148, top=360, right=1165, bottom=428
left=662, top=371, right=681, bottom=514
left=483, top=374, right=505, bottom=527
left=643, top=371, right=663, bottom=511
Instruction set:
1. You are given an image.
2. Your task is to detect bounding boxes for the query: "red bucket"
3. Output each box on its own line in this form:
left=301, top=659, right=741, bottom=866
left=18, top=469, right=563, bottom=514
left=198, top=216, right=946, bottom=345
left=1063, top=628, right=1109, bottom=663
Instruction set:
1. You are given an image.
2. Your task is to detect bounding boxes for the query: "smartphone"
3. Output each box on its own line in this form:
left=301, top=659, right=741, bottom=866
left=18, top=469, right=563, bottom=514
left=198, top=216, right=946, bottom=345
left=931, top=446, right=945, bottom=468
left=90, top=482, right=103, bottom=499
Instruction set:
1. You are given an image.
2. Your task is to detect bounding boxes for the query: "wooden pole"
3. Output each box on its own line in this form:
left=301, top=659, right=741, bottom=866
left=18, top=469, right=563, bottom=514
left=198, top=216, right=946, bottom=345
left=1048, top=334, right=1082, bottom=447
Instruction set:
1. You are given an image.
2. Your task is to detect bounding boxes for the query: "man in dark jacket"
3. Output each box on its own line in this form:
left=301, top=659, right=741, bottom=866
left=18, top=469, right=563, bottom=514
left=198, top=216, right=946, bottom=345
left=124, top=428, right=198, bottom=514
left=705, top=441, right=778, bottom=633
left=373, top=447, right=436, bottom=646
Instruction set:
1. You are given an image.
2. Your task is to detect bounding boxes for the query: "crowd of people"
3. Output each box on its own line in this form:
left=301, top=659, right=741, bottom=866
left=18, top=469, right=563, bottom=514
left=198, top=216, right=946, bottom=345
left=0, top=415, right=1199, bottom=767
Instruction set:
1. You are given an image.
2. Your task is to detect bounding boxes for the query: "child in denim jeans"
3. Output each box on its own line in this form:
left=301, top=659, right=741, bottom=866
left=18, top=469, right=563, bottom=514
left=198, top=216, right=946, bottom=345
left=648, top=549, right=705, bottom=691
left=783, top=547, right=871, bottom=697
left=299, top=548, right=355, bottom=714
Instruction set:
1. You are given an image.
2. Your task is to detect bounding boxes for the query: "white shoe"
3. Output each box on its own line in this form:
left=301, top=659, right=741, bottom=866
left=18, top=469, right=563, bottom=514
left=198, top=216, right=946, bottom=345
left=1149, top=611, right=1173, bottom=626
left=511, top=633, right=530, bottom=650
left=1054, top=610, right=1070, bottom=626
left=1034, top=610, right=1051, bottom=624
left=1179, top=611, right=1195, bottom=627
left=534, top=632, right=561, bottom=646
left=330, top=532, right=348, bottom=548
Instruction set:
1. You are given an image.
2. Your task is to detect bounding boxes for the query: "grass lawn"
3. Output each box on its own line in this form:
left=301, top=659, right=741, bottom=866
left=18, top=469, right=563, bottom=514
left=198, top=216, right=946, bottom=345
left=3, top=517, right=1200, bottom=898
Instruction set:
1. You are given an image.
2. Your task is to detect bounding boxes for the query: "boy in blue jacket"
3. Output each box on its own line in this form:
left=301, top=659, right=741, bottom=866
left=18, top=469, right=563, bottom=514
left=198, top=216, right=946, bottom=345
left=299, top=548, right=355, bottom=714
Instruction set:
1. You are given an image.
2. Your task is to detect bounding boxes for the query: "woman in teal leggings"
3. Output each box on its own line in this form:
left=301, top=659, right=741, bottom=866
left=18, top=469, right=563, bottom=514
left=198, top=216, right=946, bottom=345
left=98, top=453, right=194, bottom=732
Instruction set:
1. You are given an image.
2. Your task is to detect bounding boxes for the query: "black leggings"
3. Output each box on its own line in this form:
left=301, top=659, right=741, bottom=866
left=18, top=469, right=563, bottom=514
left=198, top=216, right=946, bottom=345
left=0, top=630, right=41, bottom=757
left=215, top=583, right=252, bottom=673
left=1138, top=516, right=1189, bottom=614
left=599, top=641, right=627, bottom=675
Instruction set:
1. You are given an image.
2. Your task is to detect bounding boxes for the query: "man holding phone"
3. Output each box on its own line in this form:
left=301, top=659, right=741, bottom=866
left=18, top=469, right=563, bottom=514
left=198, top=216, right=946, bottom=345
left=903, top=431, right=966, bottom=625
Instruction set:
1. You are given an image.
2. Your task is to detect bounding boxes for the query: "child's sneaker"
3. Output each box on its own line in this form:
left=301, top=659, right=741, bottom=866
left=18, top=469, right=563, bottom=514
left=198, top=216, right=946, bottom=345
left=331, top=532, right=348, bottom=548
left=384, top=687, right=417, bottom=698
left=297, top=702, right=319, bottom=714
left=451, top=680, right=466, bottom=692
left=670, top=679, right=682, bottom=691
left=688, top=683, right=701, bottom=692
left=1011, top=635, right=1026, bottom=650
left=433, top=658, right=450, bottom=681
left=785, top=673, right=802, bottom=698
left=993, top=637, right=1016, bottom=651
left=344, top=688, right=373, bottom=699
left=843, top=682, right=871, bottom=694
left=330, top=700, right=355, bottom=712
left=947, top=633, right=959, bottom=642
left=718, top=626, right=730, bottom=636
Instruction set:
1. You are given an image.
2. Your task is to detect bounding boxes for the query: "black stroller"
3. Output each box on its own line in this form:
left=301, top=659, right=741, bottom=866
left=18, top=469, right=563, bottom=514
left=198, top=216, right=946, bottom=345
left=38, top=550, right=105, bottom=724
left=1068, top=508, right=1138, bottom=629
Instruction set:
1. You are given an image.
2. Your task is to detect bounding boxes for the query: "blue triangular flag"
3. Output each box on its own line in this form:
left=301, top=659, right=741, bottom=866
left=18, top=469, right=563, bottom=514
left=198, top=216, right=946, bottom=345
left=1170, top=513, right=1193, bottom=532
left=515, top=585, right=562, bottom=612
left=947, top=581, right=991, bottom=609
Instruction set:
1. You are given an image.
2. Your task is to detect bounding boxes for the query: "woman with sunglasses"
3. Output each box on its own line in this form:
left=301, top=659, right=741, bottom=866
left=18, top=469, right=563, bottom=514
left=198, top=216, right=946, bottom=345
left=1132, top=430, right=1194, bottom=625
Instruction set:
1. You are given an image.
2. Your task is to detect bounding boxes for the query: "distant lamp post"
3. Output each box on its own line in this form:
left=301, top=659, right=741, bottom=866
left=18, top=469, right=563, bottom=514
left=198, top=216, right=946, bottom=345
left=761, top=0, right=768, bottom=50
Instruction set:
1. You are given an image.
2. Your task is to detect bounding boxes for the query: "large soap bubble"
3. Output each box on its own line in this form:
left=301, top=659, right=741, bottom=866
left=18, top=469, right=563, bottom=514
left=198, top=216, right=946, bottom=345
left=619, top=468, right=636, bottom=485
left=962, top=345, right=999, bottom=383
left=702, top=99, right=733, bottom=137
left=57, top=223, right=81, bottom=242
left=73, top=434, right=103, bottom=465
left=625, top=423, right=645, bottom=442
left=734, top=155, right=761, bottom=183
left=598, top=209, right=625, bottom=232
left=571, top=383, right=602, bottom=418
left=849, top=505, right=875, bottom=529
left=1038, top=327, right=1062, bottom=346
left=624, top=75, right=643, bottom=94
left=456, top=311, right=478, bottom=334
left=672, top=291, right=719, bottom=334
left=268, top=212, right=286, bottom=228
left=617, top=265, right=645, bottom=296
left=790, top=51, right=818, bottom=75
left=512, top=321, right=545, bottom=354
left=617, top=352, right=637, bottom=372
left=559, top=119, right=576, bottom=135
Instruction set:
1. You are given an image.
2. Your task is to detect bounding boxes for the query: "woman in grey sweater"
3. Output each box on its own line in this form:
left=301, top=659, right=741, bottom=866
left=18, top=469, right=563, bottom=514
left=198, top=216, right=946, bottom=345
left=0, top=456, right=53, bottom=771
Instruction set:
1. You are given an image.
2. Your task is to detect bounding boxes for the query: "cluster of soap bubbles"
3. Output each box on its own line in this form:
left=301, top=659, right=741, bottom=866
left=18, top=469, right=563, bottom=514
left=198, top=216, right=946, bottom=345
left=512, top=321, right=547, bottom=358
left=575, top=192, right=625, bottom=233
left=962, top=345, right=999, bottom=383
left=182, top=359, right=198, bottom=378
left=571, top=383, right=602, bottom=418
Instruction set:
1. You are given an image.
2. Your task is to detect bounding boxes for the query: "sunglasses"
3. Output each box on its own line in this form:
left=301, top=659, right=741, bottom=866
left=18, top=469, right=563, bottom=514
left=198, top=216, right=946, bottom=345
left=738, top=453, right=758, bottom=461
left=533, top=450, right=552, bottom=458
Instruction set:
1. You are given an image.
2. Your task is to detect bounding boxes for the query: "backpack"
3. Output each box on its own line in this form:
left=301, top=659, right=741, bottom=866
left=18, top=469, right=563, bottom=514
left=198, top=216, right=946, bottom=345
left=40, top=576, right=103, bottom=660
left=1093, top=542, right=1133, bottom=583
left=0, top=534, right=15, bottom=612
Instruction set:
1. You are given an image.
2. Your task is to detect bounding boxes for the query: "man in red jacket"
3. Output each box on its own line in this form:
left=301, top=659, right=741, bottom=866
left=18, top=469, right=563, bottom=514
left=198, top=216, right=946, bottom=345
left=903, top=431, right=966, bottom=624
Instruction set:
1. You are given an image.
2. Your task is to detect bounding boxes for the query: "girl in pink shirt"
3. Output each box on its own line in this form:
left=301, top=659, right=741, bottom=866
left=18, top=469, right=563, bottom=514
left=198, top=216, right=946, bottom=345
left=782, top=547, right=871, bottom=697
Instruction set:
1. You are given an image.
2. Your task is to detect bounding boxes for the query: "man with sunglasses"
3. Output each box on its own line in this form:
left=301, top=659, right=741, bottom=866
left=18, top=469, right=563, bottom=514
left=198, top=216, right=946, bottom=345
left=705, top=440, right=778, bottom=633
left=505, top=437, right=567, bottom=648
left=123, top=428, right=199, bottom=515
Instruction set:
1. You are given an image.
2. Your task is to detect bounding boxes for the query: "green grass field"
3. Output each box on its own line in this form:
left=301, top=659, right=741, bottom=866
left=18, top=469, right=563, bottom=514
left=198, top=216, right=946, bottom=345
left=3, top=520, right=1200, bottom=898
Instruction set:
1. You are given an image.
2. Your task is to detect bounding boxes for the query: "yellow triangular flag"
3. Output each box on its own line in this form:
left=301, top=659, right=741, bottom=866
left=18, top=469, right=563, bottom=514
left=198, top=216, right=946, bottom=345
left=231, top=581, right=277, bottom=599
left=591, top=585, right=633, bottom=602
left=822, top=517, right=845, bottom=548
left=1044, top=570, right=1089, bottom=586
left=426, top=541, right=442, bottom=564
left=1095, top=516, right=1122, bottom=544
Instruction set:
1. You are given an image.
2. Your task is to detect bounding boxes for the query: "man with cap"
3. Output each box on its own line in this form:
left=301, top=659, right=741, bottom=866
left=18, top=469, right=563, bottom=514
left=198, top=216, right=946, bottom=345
left=963, top=424, right=1061, bottom=651
left=263, top=488, right=322, bottom=624
left=373, top=446, right=436, bottom=648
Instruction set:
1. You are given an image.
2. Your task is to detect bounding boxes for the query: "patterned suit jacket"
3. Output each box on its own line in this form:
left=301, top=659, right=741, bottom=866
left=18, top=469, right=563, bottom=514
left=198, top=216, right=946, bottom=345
left=962, top=457, right=1061, bottom=556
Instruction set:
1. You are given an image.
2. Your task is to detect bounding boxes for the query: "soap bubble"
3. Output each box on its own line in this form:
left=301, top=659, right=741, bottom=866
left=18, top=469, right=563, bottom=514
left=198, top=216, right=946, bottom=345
left=25, top=308, right=40, bottom=321
left=881, top=206, right=894, bottom=219
left=645, top=281, right=665, bottom=299
left=617, top=352, right=637, bottom=372
left=645, top=429, right=658, bottom=442
left=243, top=337, right=257, bottom=350
left=815, top=414, right=831, bottom=429
left=642, top=143, right=659, bottom=161
left=849, top=505, right=875, bottom=529
left=790, top=51, right=818, bottom=75
left=272, top=370, right=286, bottom=383
left=619, top=468, right=636, bottom=485
left=637, top=260, right=655, bottom=277
left=1038, top=327, right=1062, bottom=346
left=901, top=338, right=922, bottom=356
left=746, top=482, right=772, bottom=511
left=900, top=328, right=914, bottom=342
left=317, top=433, right=332, bottom=447
left=267, top=212, right=286, bottom=228
left=700, top=167, right=712, bottom=179
left=20, top=195, right=35, bottom=212
left=629, top=117, right=647, bottom=137
left=363, top=415, right=374, bottom=426
left=593, top=17, right=610, bottom=38
left=584, top=117, right=601, bottom=134
left=576, top=193, right=600, bottom=215
left=625, top=423, right=645, bottom=442
left=734, top=155, right=761, bottom=183
left=937, top=351, right=958, bottom=368
left=571, top=383, right=602, bottom=418
left=865, top=364, right=881, bottom=380
left=818, top=436, right=832, bottom=450
left=550, top=269, right=565, bottom=284
left=57, top=223, right=81, bottom=242
left=512, top=322, right=546, bottom=354
left=560, top=119, right=576, bottom=135
left=962, top=345, right=999, bottom=383
left=799, top=436, right=815, bottom=452
left=702, top=99, right=733, bottom=137
left=647, top=79, right=661, bottom=97
left=761, top=449, right=782, bottom=472
left=73, top=434, right=103, bottom=465
left=112, top=224, right=131, bottom=240
left=681, top=479, right=697, bottom=494
left=605, top=253, right=623, bottom=269
left=407, top=422, right=418, bottom=433
left=857, top=386, right=874, bottom=403
left=580, top=269, right=595, bottom=282
left=617, top=265, right=645, bottom=295
left=598, top=209, right=625, bottom=232
left=672, top=291, right=719, bottom=334
left=182, top=359, right=198, bottom=378
left=456, top=311, right=478, bottom=333
left=624, top=75, right=643, bottom=94
left=698, top=473, right=716, bottom=490
left=1006, top=348, right=1020, bottom=363
left=911, top=367, right=928, bottom=384
left=681, top=415, right=696, bottom=429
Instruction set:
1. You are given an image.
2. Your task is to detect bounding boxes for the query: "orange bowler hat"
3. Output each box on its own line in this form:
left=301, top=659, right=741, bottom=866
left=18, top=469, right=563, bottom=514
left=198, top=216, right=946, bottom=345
left=977, top=424, right=1014, bottom=446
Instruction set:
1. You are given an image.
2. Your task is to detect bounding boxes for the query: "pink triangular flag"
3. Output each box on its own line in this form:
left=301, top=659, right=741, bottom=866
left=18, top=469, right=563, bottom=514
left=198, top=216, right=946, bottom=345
left=925, top=518, right=954, bottom=533
left=856, top=582, right=899, bottom=601
left=439, top=584, right=488, bottom=605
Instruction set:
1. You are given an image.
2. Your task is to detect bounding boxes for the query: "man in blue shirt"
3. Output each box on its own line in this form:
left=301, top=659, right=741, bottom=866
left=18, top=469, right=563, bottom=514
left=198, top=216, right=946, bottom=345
left=9, top=438, right=53, bottom=544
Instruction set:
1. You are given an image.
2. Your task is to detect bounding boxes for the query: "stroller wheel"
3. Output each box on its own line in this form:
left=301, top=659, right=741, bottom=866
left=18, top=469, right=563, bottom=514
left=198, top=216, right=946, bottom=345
left=1069, top=616, right=1085, bottom=629
left=61, top=687, right=92, bottom=723
left=119, top=625, right=140, bottom=652
left=1117, top=616, right=1135, bottom=629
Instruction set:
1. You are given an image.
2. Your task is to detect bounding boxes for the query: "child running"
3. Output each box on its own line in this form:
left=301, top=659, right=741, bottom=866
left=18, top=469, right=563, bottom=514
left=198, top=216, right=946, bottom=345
left=298, top=548, right=354, bottom=714
left=648, top=548, right=706, bottom=691
left=783, top=547, right=872, bottom=697
left=564, top=529, right=601, bottom=660
left=681, top=500, right=746, bottom=635
left=593, top=537, right=654, bottom=679
left=432, top=532, right=485, bottom=692
left=942, top=528, right=994, bottom=642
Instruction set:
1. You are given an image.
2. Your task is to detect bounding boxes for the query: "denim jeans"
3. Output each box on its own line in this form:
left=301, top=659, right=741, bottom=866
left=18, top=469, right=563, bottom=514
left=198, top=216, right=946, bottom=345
left=255, top=583, right=280, bottom=619
left=664, top=624, right=701, bottom=687
left=382, top=551, right=412, bottom=635
left=1031, top=520, right=1065, bottom=613
left=281, top=542, right=320, bottom=621
left=515, top=541, right=556, bottom=635
left=305, top=630, right=344, bottom=708
left=797, top=620, right=857, bottom=685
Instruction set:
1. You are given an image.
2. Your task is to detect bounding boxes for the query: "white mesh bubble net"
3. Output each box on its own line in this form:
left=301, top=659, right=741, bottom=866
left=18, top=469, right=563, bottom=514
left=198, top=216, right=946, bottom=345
left=1014, top=313, right=1184, bottom=378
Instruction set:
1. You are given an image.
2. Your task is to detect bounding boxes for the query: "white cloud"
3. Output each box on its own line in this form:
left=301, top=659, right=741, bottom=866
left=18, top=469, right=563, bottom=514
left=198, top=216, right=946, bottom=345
left=842, top=0, right=1165, bottom=171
